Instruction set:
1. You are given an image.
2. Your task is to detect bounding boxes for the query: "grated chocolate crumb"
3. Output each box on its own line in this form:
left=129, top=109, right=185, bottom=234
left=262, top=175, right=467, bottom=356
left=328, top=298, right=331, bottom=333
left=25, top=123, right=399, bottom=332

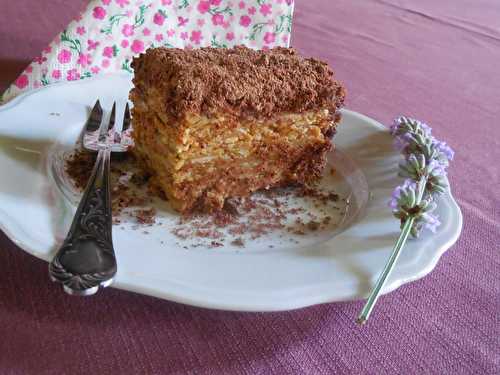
left=231, top=238, right=245, bottom=247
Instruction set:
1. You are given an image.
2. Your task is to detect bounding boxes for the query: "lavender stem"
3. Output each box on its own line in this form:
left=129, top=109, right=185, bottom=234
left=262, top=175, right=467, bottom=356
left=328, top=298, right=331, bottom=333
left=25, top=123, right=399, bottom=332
left=357, top=216, right=415, bottom=325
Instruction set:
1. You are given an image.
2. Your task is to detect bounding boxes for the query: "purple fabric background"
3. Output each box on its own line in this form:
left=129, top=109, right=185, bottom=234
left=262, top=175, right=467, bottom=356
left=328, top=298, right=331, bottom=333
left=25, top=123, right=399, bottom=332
left=0, top=1, right=499, bottom=374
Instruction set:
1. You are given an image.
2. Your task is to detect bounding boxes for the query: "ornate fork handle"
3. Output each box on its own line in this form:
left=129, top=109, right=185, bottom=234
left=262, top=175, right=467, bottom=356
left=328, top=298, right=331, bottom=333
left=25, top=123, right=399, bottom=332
left=49, top=148, right=116, bottom=296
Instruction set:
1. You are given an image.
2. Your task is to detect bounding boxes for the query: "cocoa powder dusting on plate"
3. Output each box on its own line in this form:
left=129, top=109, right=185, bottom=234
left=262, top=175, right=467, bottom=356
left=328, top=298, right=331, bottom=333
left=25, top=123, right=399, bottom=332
left=64, top=149, right=347, bottom=249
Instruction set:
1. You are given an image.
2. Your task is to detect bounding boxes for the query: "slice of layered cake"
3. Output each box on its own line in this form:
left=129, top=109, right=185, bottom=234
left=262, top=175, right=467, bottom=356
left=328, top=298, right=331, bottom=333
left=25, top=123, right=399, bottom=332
left=130, top=46, right=345, bottom=213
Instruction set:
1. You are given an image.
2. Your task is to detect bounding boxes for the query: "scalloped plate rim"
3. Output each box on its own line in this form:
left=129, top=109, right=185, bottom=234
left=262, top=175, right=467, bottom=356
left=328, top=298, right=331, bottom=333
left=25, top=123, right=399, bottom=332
left=0, top=74, right=463, bottom=311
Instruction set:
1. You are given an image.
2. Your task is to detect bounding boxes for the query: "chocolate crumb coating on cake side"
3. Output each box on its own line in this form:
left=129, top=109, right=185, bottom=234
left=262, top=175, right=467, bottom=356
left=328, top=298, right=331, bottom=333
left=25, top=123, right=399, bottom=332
left=131, top=46, right=345, bottom=120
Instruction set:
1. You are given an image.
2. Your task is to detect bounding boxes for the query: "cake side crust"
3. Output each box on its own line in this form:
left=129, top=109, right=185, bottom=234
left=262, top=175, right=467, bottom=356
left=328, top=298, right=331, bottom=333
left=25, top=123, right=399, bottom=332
left=131, top=109, right=339, bottom=213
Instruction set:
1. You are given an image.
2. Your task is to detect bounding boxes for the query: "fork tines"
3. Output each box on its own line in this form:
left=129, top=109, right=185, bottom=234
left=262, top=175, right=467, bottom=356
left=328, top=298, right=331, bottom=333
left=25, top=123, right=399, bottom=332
left=98, top=102, right=116, bottom=143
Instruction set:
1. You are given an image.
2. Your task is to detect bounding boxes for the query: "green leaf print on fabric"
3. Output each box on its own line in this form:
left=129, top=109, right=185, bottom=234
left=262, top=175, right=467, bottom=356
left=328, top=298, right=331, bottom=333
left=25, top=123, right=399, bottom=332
left=61, top=30, right=82, bottom=54
left=100, top=14, right=128, bottom=35
left=211, top=35, right=228, bottom=48
left=121, top=59, right=133, bottom=73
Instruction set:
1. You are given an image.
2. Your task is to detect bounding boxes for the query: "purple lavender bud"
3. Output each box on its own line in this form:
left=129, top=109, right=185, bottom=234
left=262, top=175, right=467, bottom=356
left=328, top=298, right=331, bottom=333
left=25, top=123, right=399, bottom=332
left=419, top=122, right=432, bottom=137
left=401, top=178, right=417, bottom=191
left=389, top=186, right=403, bottom=210
left=393, top=135, right=409, bottom=153
left=391, top=116, right=432, bottom=138
left=422, top=212, right=441, bottom=233
left=428, top=160, right=447, bottom=177
left=389, top=119, right=401, bottom=136
left=434, top=140, right=455, bottom=161
left=389, top=116, right=452, bottom=237
left=389, top=179, right=417, bottom=210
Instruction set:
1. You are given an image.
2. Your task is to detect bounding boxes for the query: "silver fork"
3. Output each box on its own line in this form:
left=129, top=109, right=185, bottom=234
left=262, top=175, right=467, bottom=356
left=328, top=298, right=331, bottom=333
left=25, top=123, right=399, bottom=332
left=49, top=100, right=130, bottom=296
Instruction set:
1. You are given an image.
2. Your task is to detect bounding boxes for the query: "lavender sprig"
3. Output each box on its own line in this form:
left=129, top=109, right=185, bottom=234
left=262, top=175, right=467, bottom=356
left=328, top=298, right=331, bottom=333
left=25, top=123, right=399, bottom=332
left=357, top=116, right=454, bottom=324
left=390, top=117, right=453, bottom=237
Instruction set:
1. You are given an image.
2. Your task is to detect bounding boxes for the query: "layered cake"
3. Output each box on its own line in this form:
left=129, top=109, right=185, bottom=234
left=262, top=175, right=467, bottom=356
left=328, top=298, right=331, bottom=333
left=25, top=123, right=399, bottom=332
left=129, top=46, right=345, bottom=213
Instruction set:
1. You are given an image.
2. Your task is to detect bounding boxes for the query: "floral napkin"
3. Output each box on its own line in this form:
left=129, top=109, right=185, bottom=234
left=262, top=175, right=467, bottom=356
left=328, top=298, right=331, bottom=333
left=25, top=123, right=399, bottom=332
left=1, top=0, right=294, bottom=103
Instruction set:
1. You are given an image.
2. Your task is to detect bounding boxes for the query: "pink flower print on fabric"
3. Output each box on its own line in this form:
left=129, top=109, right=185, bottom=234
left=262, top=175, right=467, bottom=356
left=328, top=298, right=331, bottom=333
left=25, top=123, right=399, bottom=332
left=67, top=69, right=80, bottom=81
left=87, top=39, right=99, bottom=51
left=14, top=75, right=29, bottom=89
left=115, top=0, right=130, bottom=8
left=122, top=24, right=134, bottom=37
left=197, top=1, right=210, bottom=14
left=153, top=11, right=166, bottom=26
left=212, top=14, right=224, bottom=26
left=76, top=26, right=86, bottom=36
left=190, top=30, right=203, bottom=44
left=57, top=49, right=72, bottom=64
left=131, top=40, right=145, bottom=53
left=93, top=6, right=106, bottom=19
left=240, top=15, right=251, bottom=27
left=2, top=0, right=296, bottom=104
left=77, top=53, right=92, bottom=67
left=263, top=32, right=275, bottom=44
left=34, top=56, right=47, bottom=65
left=25, top=66, right=33, bottom=73
left=260, top=4, right=272, bottom=16
left=103, top=46, right=114, bottom=58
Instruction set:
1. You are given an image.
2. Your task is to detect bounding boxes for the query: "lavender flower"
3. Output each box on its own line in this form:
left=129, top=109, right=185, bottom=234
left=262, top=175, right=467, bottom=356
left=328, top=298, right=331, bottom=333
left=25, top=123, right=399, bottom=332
left=399, top=153, right=428, bottom=179
left=392, top=117, right=455, bottom=168
left=389, top=116, right=454, bottom=237
left=425, top=162, right=448, bottom=195
left=390, top=116, right=432, bottom=138
left=393, top=133, right=410, bottom=153
left=421, top=212, right=441, bottom=233
left=433, top=140, right=455, bottom=164
left=389, top=179, right=417, bottom=211
left=358, top=116, right=455, bottom=323
left=390, top=178, right=438, bottom=237
left=399, top=155, right=448, bottom=195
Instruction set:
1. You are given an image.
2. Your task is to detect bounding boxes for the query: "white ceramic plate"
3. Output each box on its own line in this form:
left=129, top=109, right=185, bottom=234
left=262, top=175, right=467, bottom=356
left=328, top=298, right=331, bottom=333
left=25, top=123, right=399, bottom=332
left=0, top=74, right=462, bottom=311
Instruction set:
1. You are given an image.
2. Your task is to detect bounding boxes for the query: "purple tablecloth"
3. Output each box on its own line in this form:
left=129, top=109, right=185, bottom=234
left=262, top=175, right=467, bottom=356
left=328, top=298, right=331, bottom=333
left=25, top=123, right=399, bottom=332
left=0, top=1, right=498, bottom=373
